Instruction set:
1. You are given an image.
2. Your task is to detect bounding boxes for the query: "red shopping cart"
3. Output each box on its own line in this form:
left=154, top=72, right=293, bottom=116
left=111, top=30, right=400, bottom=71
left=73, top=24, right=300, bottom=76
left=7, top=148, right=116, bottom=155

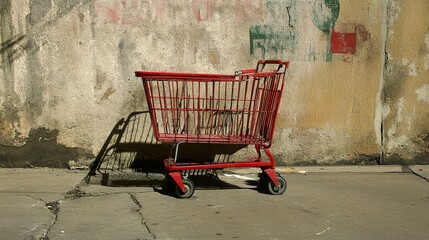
left=135, top=60, right=289, bottom=198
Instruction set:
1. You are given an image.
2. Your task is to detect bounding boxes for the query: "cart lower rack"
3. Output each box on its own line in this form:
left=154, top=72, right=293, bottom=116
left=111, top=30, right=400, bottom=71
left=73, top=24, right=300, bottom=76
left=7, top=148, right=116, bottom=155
left=135, top=60, right=289, bottom=198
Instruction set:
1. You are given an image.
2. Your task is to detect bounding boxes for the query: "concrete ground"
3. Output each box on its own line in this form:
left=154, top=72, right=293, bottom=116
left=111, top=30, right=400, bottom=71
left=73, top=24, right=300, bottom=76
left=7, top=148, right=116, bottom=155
left=0, top=165, right=428, bottom=240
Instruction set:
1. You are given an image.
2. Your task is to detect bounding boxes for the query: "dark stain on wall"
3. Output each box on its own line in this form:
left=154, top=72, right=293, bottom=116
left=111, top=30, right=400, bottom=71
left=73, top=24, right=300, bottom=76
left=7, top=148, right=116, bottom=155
left=411, top=132, right=429, bottom=164
left=0, top=34, right=25, bottom=66
left=27, top=0, right=52, bottom=25
left=382, top=131, right=429, bottom=165
left=0, top=0, right=22, bottom=145
left=383, top=153, right=429, bottom=165
left=0, top=98, right=21, bottom=145
left=382, top=63, right=408, bottom=104
left=0, top=128, right=94, bottom=168
left=24, top=38, right=45, bottom=120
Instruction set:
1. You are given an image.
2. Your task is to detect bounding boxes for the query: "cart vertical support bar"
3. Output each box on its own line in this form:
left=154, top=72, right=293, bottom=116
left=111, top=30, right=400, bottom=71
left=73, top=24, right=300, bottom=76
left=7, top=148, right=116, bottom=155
left=143, top=80, right=160, bottom=139
left=255, top=144, right=262, bottom=162
left=263, top=147, right=276, bottom=167
left=168, top=172, right=186, bottom=193
left=261, top=147, right=280, bottom=187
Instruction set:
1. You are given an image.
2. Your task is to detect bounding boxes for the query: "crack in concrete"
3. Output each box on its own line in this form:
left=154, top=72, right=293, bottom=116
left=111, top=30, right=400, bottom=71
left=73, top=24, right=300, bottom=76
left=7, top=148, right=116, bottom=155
left=29, top=182, right=88, bottom=239
left=286, top=7, right=294, bottom=28
left=401, top=165, right=429, bottom=182
left=410, top=172, right=429, bottom=183
left=129, top=193, right=156, bottom=239
left=25, top=195, right=59, bottom=240
left=65, top=185, right=87, bottom=199
left=67, top=189, right=151, bottom=198
left=24, top=181, right=156, bottom=239
left=64, top=184, right=156, bottom=238
left=412, top=172, right=429, bottom=182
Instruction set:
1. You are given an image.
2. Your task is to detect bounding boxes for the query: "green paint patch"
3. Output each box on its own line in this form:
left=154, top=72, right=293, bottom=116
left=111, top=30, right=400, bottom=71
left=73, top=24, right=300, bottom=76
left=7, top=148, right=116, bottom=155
left=312, top=0, right=340, bottom=34
left=249, top=25, right=296, bottom=58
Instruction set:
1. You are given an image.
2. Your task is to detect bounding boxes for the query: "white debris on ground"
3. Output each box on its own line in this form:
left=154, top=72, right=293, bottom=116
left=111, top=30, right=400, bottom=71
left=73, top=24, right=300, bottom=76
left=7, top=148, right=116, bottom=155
left=223, top=174, right=256, bottom=180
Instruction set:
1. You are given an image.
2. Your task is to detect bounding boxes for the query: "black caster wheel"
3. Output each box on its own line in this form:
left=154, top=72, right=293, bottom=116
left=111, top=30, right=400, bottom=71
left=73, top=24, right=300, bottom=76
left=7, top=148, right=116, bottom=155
left=267, top=175, right=287, bottom=195
left=174, top=178, right=195, bottom=199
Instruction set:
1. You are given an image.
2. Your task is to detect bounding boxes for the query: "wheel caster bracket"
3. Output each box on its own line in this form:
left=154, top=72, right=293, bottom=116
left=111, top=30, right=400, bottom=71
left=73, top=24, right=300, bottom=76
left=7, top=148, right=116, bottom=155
left=168, top=172, right=186, bottom=193
left=263, top=168, right=280, bottom=187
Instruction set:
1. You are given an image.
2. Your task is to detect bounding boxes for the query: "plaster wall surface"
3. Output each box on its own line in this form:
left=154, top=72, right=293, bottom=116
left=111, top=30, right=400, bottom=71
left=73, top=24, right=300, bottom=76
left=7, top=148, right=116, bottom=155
left=0, top=0, right=428, bottom=167
left=382, top=0, right=429, bottom=163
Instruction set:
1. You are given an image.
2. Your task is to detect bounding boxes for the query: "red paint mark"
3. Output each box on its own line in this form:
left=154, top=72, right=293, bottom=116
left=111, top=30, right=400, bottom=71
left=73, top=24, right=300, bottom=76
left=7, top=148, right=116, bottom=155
left=197, top=9, right=202, bottom=23
left=331, top=31, right=356, bottom=54
left=330, top=24, right=370, bottom=56
left=194, top=0, right=212, bottom=23
left=106, top=7, right=119, bottom=24
left=355, top=25, right=370, bottom=41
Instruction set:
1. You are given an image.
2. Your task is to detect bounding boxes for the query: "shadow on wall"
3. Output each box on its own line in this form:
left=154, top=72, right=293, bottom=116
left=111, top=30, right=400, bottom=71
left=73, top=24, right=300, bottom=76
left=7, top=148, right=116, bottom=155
left=87, top=111, right=167, bottom=176
left=86, top=111, right=247, bottom=184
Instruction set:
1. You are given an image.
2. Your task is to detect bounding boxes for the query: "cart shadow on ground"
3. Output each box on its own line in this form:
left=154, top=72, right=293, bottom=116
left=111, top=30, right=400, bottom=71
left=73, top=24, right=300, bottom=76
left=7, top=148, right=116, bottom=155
left=85, top=111, right=260, bottom=196
left=93, top=173, right=257, bottom=196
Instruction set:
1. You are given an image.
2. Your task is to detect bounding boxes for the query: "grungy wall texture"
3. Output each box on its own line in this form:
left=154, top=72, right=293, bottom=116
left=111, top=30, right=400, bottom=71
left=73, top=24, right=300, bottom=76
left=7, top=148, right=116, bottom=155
left=0, top=0, right=428, bottom=167
left=382, top=0, right=429, bottom=164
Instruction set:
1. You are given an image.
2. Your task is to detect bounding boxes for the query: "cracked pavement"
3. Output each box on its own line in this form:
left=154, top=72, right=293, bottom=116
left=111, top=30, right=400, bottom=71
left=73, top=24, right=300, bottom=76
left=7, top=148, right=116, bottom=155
left=0, top=166, right=429, bottom=240
left=0, top=168, right=156, bottom=240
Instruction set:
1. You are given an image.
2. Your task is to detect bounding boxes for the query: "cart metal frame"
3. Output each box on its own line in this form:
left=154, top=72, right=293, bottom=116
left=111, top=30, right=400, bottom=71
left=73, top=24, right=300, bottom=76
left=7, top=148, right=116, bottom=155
left=135, top=60, right=289, bottom=198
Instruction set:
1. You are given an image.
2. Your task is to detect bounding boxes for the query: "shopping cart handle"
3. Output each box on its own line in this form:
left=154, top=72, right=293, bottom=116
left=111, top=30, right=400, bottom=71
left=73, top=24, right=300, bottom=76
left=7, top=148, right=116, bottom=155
left=256, top=60, right=289, bottom=73
left=258, top=60, right=283, bottom=65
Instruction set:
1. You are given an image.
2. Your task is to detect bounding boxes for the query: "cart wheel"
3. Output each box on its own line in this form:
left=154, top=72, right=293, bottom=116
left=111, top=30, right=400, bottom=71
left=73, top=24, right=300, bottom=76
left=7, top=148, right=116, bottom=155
left=174, top=178, right=195, bottom=199
left=267, top=175, right=287, bottom=195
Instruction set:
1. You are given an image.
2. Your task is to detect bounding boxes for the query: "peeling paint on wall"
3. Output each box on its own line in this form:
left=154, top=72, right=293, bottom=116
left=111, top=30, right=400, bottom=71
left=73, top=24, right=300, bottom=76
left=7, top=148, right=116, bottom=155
left=401, top=58, right=418, bottom=77
left=249, top=0, right=371, bottom=62
left=312, top=0, right=340, bottom=34
left=415, top=84, right=429, bottom=104
left=250, top=0, right=333, bottom=61
left=381, top=0, right=429, bottom=164
left=250, top=0, right=296, bottom=60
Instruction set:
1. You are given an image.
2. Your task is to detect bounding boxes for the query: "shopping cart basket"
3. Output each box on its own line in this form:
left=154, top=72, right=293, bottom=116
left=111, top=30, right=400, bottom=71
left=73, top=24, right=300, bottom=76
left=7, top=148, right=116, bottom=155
left=135, top=60, right=289, bottom=198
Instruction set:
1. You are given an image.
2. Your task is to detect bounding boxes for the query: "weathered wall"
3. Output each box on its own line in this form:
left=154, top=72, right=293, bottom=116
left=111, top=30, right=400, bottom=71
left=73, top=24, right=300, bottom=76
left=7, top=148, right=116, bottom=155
left=0, top=0, right=428, bottom=167
left=382, top=0, right=429, bottom=164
